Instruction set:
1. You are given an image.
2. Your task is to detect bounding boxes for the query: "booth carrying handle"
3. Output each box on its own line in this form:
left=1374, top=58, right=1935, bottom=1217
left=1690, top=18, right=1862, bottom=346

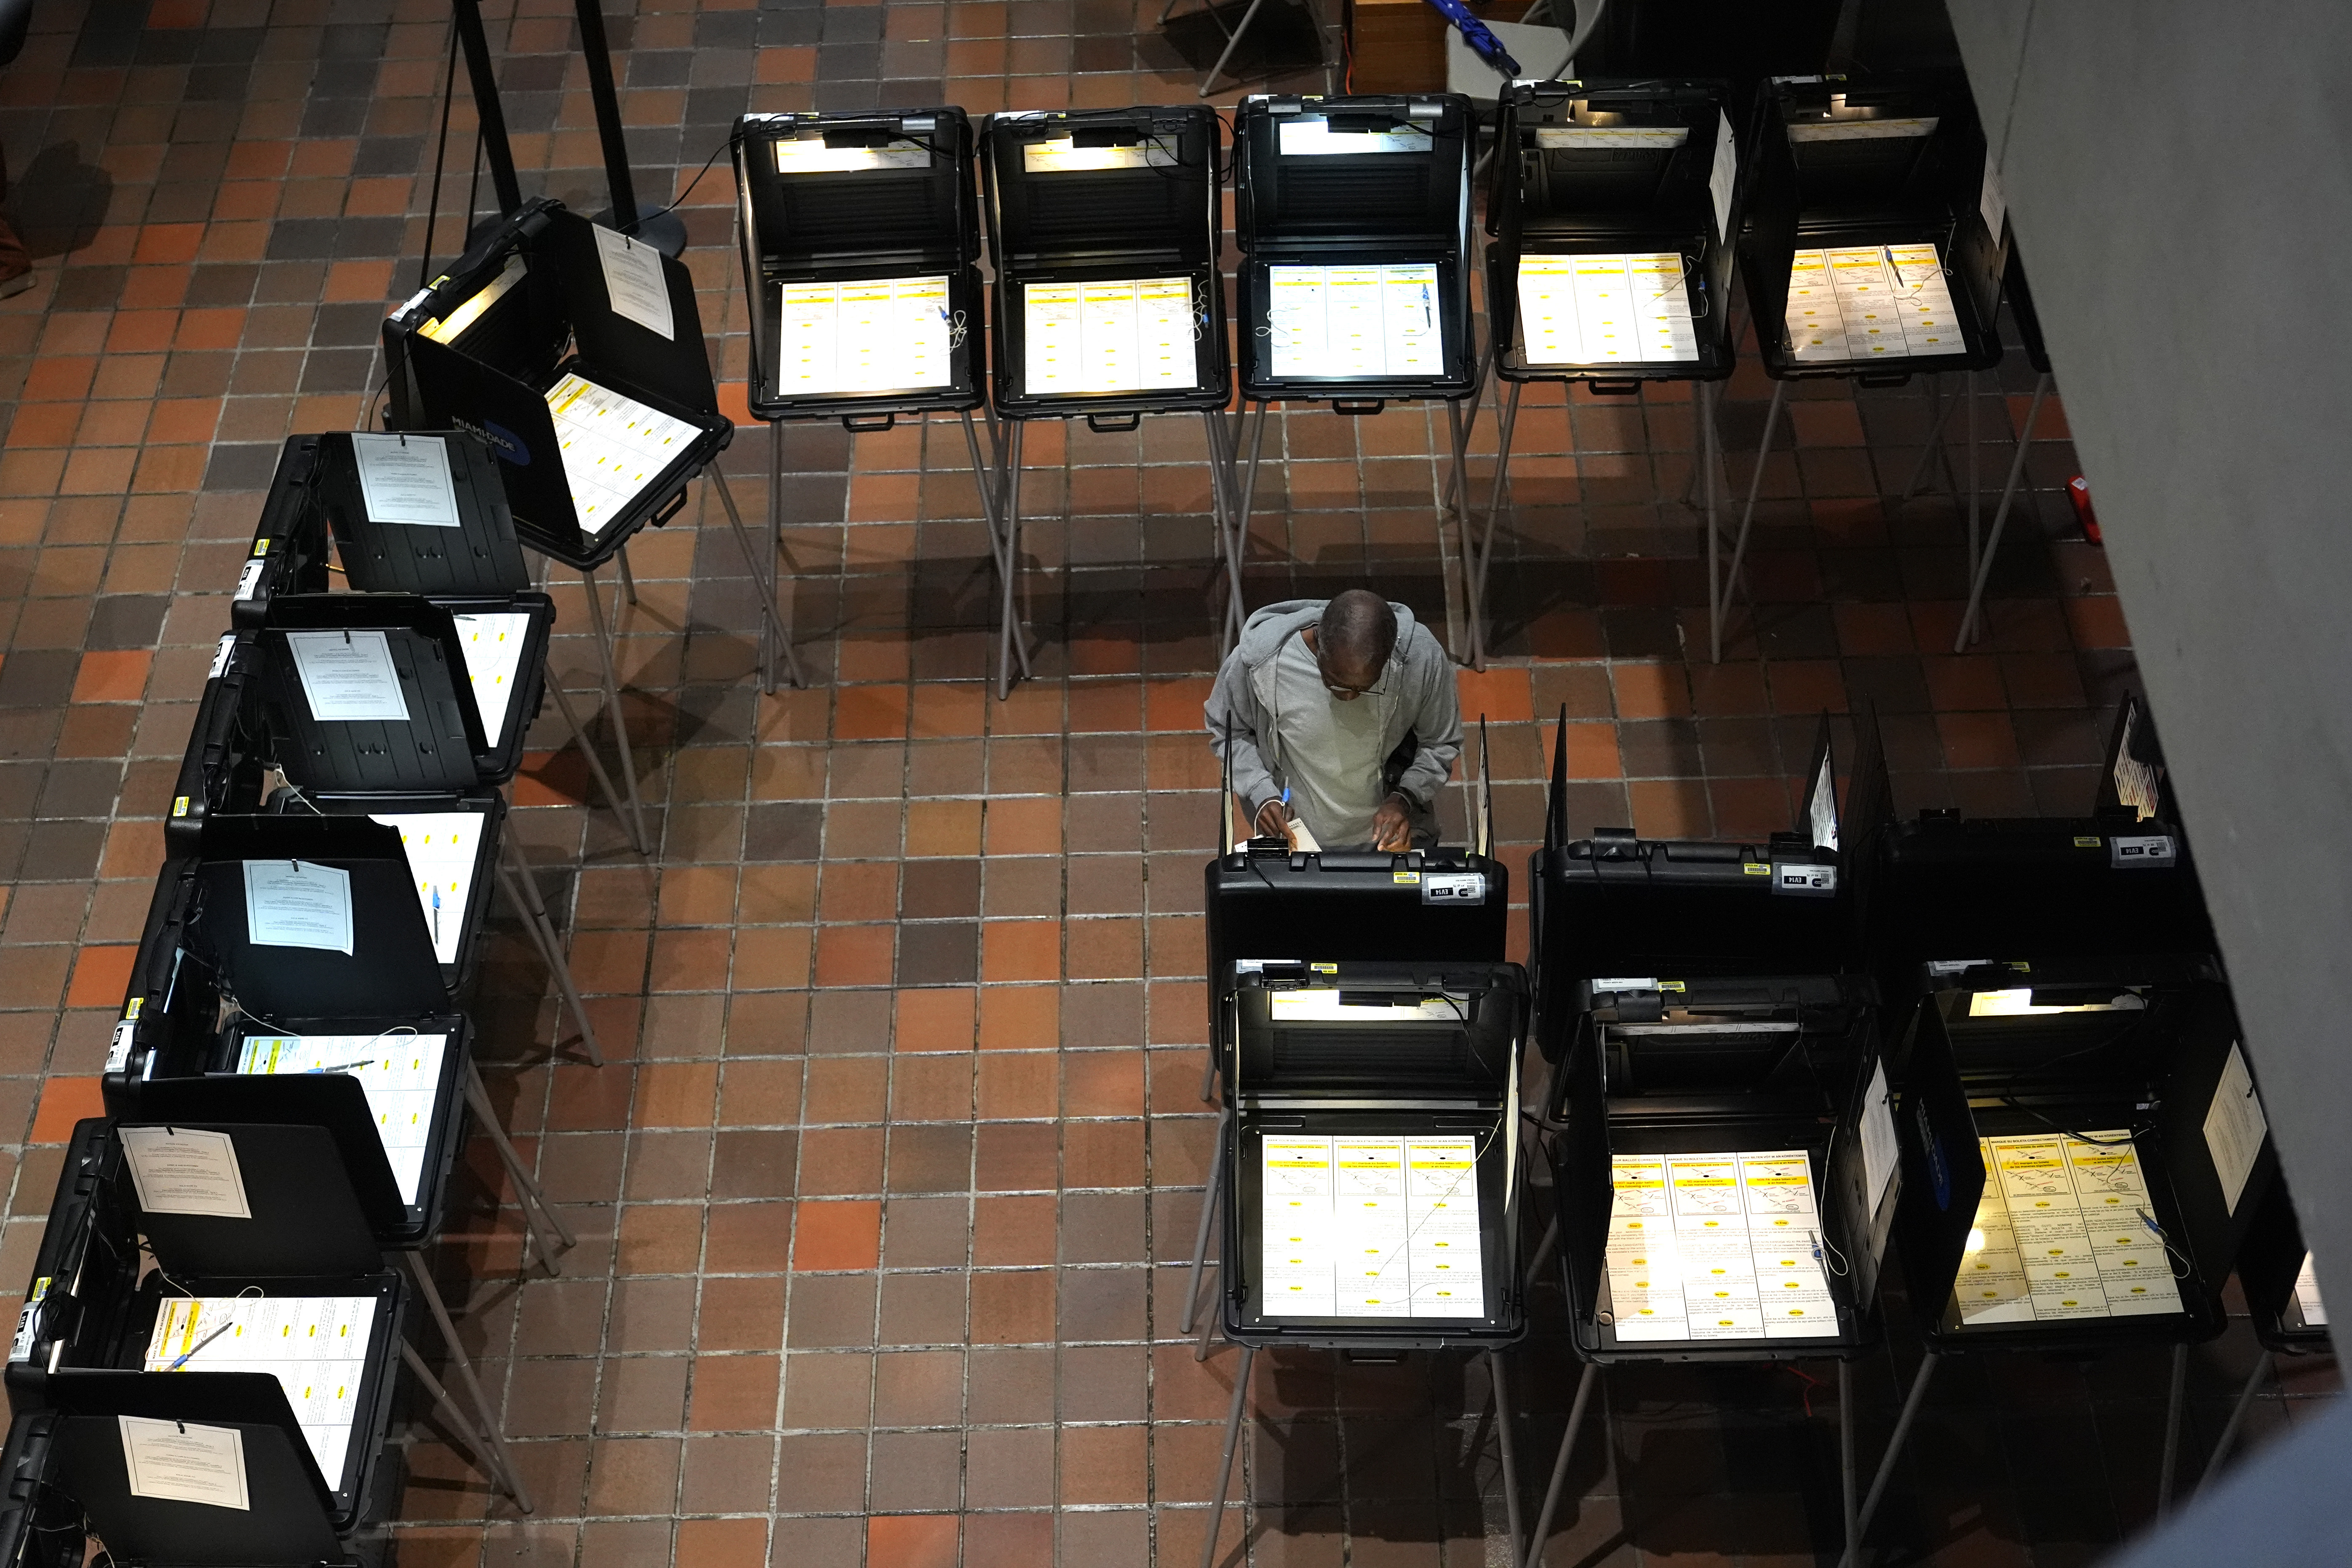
left=1332, top=398, right=1386, bottom=416
left=841, top=412, right=897, bottom=433
left=1086, top=411, right=1142, bottom=433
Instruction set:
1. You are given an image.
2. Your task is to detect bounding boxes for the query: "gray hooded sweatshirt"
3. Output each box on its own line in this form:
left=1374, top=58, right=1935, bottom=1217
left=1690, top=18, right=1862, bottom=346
left=1204, top=598, right=1461, bottom=846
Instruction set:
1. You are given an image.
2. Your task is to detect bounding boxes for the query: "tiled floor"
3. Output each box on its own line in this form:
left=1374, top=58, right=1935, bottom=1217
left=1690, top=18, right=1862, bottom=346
left=0, top=0, right=2336, bottom=1564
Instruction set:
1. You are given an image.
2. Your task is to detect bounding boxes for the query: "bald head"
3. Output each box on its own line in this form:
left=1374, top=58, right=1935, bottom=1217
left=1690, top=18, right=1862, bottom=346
left=1316, top=590, right=1396, bottom=693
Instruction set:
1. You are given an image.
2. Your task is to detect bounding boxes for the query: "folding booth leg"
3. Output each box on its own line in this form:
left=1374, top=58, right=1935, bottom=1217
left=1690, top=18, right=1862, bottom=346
left=1199, top=1343, right=1257, bottom=1568
left=960, top=408, right=1002, bottom=536
left=2196, top=1350, right=2274, bottom=1498
left=993, top=422, right=1032, bottom=700
left=1900, top=376, right=1962, bottom=500
left=1700, top=378, right=1723, bottom=664
left=402, top=1251, right=533, bottom=1512
left=464, top=1056, right=577, bottom=1275
left=1221, top=404, right=1270, bottom=655
left=1490, top=1349, right=1524, bottom=1568
left=497, top=838, right=606, bottom=1068
left=1839, top=1360, right=1860, bottom=1565
left=1965, top=371, right=1981, bottom=588
left=710, top=465, right=803, bottom=693
left=2157, top=1340, right=2190, bottom=1520
left=1441, top=394, right=1475, bottom=658
left=1839, top=1350, right=1940, bottom=1568
left=1715, top=379, right=1789, bottom=663
left=577, top=565, right=646, bottom=847
left=1954, top=371, right=2053, bottom=651
left=1196, top=0, right=1271, bottom=97
left=1522, top=1212, right=1559, bottom=1296
left=1521, top=1360, right=1598, bottom=1568
left=399, top=1340, right=532, bottom=1511
left=1182, top=1104, right=1231, bottom=1335
left=1442, top=340, right=1497, bottom=515
left=1468, top=378, right=1524, bottom=673
left=542, top=672, right=644, bottom=856
left=769, top=419, right=787, bottom=684
left=615, top=543, right=638, bottom=607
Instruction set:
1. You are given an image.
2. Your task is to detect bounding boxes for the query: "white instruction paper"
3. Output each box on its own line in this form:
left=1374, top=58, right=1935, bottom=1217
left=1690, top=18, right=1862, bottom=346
left=1265, top=263, right=1443, bottom=380
left=2202, top=1043, right=2269, bottom=1215
left=1951, top=1132, right=2182, bottom=1327
left=591, top=222, right=674, bottom=341
left=349, top=433, right=459, bottom=529
left=285, top=630, right=409, bottom=723
left=1022, top=137, right=1175, bottom=172
left=146, top=1296, right=375, bottom=1483
left=1860, top=1060, right=1899, bottom=1215
left=451, top=612, right=527, bottom=747
left=2293, top=1253, right=2328, bottom=1329
left=1258, top=1133, right=1485, bottom=1319
left=242, top=858, right=354, bottom=956
left=1023, top=278, right=1196, bottom=395
left=1709, top=112, right=1738, bottom=242
left=1605, top=1148, right=1839, bottom=1342
left=1277, top=118, right=1428, bottom=156
left=238, top=1032, right=449, bottom=1205
left=775, top=275, right=953, bottom=395
left=118, top=1416, right=250, bottom=1511
left=1516, top=252, right=1697, bottom=366
left=367, top=812, right=480, bottom=967
left=775, top=139, right=930, bottom=173
left=545, top=374, right=699, bottom=537
left=1786, top=244, right=1959, bottom=363
left=120, top=1125, right=253, bottom=1220
left=1786, top=116, right=1939, bottom=142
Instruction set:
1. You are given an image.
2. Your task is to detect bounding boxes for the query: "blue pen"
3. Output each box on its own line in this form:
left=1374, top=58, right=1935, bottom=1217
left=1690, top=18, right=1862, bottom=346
left=432, top=885, right=441, bottom=948
left=167, top=1318, right=237, bottom=1370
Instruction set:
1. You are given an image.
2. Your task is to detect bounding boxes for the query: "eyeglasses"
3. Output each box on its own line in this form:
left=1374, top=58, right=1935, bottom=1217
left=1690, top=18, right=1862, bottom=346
left=1314, top=647, right=1386, bottom=698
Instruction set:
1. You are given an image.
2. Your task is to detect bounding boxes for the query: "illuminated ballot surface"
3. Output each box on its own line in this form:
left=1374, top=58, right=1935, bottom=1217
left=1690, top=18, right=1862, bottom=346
left=1260, top=1134, right=1485, bottom=1319
left=774, top=275, right=954, bottom=395
left=144, top=1295, right=377, bottom=1482
left=450, top=612, right=527, bottom=748
left=1022, top=278, right=1197, bottom=395
left=235, top=1032, right=450, bottom=1206
left=1516, top=252, right=1698, bottom=366
left=1606, top=1149, right=1839, bottom=1341
left=1951, top=1133, right=2183, bottom=1327
left=1264, top=263, right=1443, bottom=379
left=1785, top=243, right=1959, bottom=363
left=364, top=812, right=481, bottom=967
left=544, top=374, right=701, bottom=537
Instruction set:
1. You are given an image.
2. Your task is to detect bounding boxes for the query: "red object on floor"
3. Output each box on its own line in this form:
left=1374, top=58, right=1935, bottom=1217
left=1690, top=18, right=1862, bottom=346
left=2067, top=474, right=2102, bottom=545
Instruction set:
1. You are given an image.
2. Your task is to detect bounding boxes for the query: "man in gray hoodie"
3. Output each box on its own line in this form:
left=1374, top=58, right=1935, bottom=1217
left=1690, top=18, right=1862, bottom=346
left=1204, top=590, right=1461, bottom=850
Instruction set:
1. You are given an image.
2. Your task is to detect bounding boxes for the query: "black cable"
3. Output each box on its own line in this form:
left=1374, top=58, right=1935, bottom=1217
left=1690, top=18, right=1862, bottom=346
left=650, top=129, right=750, bottom=225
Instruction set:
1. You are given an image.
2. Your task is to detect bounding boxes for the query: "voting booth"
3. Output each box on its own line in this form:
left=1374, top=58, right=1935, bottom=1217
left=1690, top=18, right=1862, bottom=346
left=1520, top=714, right=1895, bottom=1560
left=1227, top=93, right=1479, bottom=654
left=980, top=107, right=1235, bottom=692
left=1483, top=78, right=1743, bottom=670
left=1718, top=72, right=2007, bottom=661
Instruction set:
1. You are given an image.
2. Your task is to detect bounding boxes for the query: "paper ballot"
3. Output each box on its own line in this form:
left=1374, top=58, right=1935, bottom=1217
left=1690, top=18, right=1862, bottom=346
left=1786, top=243, right=1960, bottom=363
left=286, top=629, right=408, bottom=722
left=1265, top=264, right=1444, bottom=380
left=591, top=222, right=675, bottom=341
left=1605, top=1149, right=1838, bottom=1342
left=243, top=859, right=353, bottom=956
left=237, top=1032, right=449, bottom=1205
left=366, top=812, right=480, bottom=967
left=120, top=1126, right=252, bottom=1220
left=775, top=275, right=954, bottom=395
left=118, top=1416, right=249, bottom=1510
left=1258, top=1134, right=1485, bottom=1319
left=545, top=374, right=700, bottom=537
left=451, top=612, right=527, bottom=747
left=1516, top=253, right=1697, bottom=366
left=1023, top=278, right=1196, bottom=396
left=1951, top=1132, right=2182, bottom=1327
left=349, top=433, right=459, bottom=528
left=146, top=1296, right=374, bottom=1484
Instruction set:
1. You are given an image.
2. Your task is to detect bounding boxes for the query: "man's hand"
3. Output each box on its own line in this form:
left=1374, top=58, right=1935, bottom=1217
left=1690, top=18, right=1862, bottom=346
left=1254, top=797, right=1291, bottom=841
left=1372, top=793, right=1413, bottom=852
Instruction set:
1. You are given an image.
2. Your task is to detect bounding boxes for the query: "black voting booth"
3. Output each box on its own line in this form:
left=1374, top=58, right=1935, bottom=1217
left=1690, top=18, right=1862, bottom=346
left=1483, top=79, right=1743, bottom=672
left=979, top=107, right=1234, bottom=695
left=1521, top=713, right=1897, bottom=1563
left=1227, top=93, right=1479, bottom=654
left=1719, top=71, right=2008, bottom=662
left=732, top=107, right=991, bottom=694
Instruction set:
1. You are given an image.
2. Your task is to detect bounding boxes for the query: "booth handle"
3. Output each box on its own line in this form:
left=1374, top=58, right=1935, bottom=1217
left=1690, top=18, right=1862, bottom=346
left=1856, top=372, right=1914, bottom=389
left=647, top=487, right=691, bottom=529
left=1332, top=398, right=1386, bottom=416
left=841, top=412, right=897, bottom=433
left=1086, top=411, right=1142, bottom=433
left=1586, top=380, right=1642, bottom=398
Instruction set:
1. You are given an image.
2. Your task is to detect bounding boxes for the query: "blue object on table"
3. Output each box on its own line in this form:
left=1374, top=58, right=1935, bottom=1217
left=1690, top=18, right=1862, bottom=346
left=1422, top=0, right=1522, bottom=77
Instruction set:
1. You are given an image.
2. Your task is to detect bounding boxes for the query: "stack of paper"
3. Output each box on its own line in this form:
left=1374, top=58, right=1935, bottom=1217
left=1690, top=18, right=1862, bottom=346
left=2292, top=1253, right=2328, bottom=1329
left=1260, top=1133, right=1486, bottom=1319
left=1785, top=243, right=1959, bottom=363
left=451, top=612, right=527, bottom=748
left=544, top=374, right=699, bottom=537
left=1606, top=1150, right=1839, bottom=1341
left=1023, top=278, right=1197, bottom=395
left=1951, top=1133, right=2183, bottom=1326
left=1516, top=253, right=1698, bottom=366
left=366, top=812, right=481, bottom=967
left=235, top=1031, right=448, bottom=1205
left=144, top=1295, right=376, bottom=1483
left=774, top=275, right=953, bottom=395
left=1265, top=263, right=1444, bottom=379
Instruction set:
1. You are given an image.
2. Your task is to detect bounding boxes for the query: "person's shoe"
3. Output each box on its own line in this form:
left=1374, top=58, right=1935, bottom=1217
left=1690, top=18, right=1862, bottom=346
left=0, top=270, right=32, bottom=301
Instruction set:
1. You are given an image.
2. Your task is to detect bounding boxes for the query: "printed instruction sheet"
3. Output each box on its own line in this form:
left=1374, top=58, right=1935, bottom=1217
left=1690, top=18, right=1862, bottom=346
left=1516, top=253, right=1698, bottom=366
left=1264, top=263, right=1444, bottom=379
left=1951, top=1132, right=2184, bottom=1327
left=1785, top=243, right=1959, bottom=363
left=1606, top=1149, right=1839, bottom=1341
left=145, top=1295, right=376, bottom=1485
left=1022, top=278, right=1196, bottom=395
left=774, top=275, right=954, bottom=395
left=236, top=1031, right=449, bottom=1206
left=364, top=812, right=481, bottom=967
left=1260, top=1134, right=1486, bottom=1319
left=545, top=374, right=699, bottom=538
left=2292, top=1252, right=2328, bottom=1329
